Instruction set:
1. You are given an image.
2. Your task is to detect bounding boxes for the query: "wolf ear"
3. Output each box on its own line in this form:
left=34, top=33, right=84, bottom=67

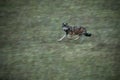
left=62, top=23, right=68, bottom=25
left=64, top=23, right=67, bottom=25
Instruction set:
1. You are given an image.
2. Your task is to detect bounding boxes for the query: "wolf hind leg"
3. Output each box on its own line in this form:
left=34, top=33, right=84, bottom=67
left=74, top=36, right=80, bottom=40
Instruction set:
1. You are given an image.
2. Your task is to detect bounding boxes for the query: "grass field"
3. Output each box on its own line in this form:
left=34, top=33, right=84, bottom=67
left=0, top=0, right=120, bottom=80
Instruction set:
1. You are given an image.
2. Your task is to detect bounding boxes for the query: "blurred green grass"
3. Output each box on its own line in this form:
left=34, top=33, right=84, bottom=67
left=0, top=0, right=120, bottom=80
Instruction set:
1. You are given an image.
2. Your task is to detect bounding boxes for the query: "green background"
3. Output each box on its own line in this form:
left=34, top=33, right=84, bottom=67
left=0, top=0, right=120, bottom=80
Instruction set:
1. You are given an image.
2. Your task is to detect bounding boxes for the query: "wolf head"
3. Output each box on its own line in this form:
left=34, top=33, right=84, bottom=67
left=62, top=23, right=69, bottom=31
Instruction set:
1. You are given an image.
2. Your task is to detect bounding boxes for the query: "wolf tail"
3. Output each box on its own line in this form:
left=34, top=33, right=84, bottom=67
left=84, top=32, right=92, bottom=37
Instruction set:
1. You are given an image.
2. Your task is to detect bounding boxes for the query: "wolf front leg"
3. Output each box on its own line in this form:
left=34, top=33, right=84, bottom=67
left=58, top=34, right=67, bottom=41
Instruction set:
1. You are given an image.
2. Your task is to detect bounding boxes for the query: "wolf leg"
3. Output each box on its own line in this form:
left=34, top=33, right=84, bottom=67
left=74, top=36, right=80, bottom=40
left=67, top=34, right=73, bottom=39
left=58, top=34, right=67, bottom=41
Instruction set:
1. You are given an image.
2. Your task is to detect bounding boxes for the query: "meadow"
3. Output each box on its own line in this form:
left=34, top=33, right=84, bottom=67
left=0, top=0, right=120, bottom=80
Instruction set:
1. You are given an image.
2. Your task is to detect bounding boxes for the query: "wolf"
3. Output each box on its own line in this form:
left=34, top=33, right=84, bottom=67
left=58, top=23, right=91, bottom=41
